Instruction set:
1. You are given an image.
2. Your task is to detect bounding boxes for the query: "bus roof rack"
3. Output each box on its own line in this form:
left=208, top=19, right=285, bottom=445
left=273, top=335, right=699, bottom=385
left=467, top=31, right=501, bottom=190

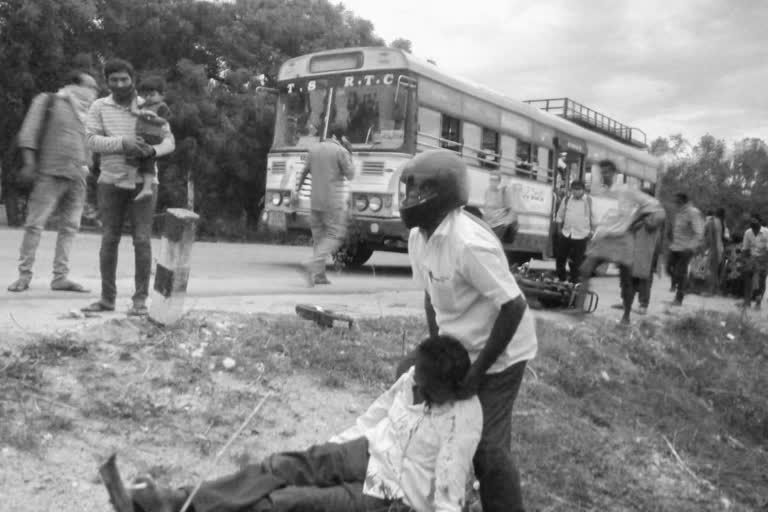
left=524, top=98, right=647, bottom=149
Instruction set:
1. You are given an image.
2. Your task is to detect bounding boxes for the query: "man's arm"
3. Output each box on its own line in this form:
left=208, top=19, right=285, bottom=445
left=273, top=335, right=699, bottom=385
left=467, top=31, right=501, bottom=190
left=433, top=400, right=483, bottom=512
left=338, top=146, right=355, bottom=180
left=16, top=94, right=47, bottom=152
left=86, top=102, right=127, bottom=154
left=458, top=244, right=529, bottom=393
left=424, top=292, right=439, bottom=338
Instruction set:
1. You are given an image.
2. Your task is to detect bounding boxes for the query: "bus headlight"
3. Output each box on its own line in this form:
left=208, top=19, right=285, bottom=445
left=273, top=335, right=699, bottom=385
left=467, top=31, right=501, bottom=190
left=270, top=192, right=282, bottom=206
left=355, top=195, right=369, bottom=212
left=368, top=196, right=382, bottom=212
left=282, top=191, right=291, bottom=205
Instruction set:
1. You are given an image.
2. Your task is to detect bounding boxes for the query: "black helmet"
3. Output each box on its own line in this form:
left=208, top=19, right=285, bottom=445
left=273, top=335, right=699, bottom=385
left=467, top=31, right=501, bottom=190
left=399, top=150, right=469, bottom=230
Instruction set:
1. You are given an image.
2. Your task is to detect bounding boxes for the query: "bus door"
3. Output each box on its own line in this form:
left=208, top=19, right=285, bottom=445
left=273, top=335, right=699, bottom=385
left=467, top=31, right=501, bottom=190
left=548, top=134, right=587, bottom=258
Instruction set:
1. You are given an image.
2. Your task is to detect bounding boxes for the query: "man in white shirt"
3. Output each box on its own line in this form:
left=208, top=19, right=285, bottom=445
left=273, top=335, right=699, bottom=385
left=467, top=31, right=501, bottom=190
left=128, top=336, right=482, bottom=512
left=576, top=159, right=660, bottom=325
left=396, top=150, right=537, bottom=512
left=739, top=213, right=768, bottom=309
left=554, top=180, right=595, bottom=283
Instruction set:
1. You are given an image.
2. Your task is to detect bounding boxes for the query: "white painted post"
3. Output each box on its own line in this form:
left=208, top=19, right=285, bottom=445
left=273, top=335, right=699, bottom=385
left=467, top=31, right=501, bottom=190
left=149, top=208, right=200, bottom=326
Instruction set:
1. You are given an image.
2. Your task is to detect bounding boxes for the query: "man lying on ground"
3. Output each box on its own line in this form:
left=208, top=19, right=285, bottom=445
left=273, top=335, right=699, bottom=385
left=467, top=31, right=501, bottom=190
left=129, top=335, right=483, bottom=512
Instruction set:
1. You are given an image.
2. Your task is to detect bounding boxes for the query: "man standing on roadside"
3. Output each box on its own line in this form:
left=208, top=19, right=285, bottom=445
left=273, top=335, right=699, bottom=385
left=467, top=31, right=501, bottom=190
left=396, top=150, right=538, bottom=512
left=667, top=192, right=704, bottom=306
left=739, top=213, right=768, bottom=310
left=82, top=58, right=175, bottom=316
left=7, top=70, right=99, bottom=294
left=294, top=123, right=354, bottom=287
left=554, top=180, right=595, bottom=283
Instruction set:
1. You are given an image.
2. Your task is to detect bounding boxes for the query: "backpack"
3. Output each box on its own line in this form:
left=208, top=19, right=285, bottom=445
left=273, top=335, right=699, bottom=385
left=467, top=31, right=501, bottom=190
left=4, top=93, right=57, bottom=191
left=561, top=194, right=594, bottom=231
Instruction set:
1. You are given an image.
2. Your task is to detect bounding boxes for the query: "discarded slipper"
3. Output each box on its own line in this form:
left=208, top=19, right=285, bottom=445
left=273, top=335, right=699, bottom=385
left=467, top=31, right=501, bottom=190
left=51, top=278, right=90, bottom=293
left=81, top=301, right=115, bottom=313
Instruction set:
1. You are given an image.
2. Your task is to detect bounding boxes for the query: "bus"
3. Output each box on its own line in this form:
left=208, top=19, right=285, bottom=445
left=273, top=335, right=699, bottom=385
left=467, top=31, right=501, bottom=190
left=262, top=47, right=663, bottom=266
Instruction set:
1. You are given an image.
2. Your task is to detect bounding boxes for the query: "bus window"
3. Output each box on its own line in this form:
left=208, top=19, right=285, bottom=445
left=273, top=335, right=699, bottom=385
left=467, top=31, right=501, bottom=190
left=273, top=79, right=331, bottom=150
left=440, top=114, right=462, bottom=152
left=480, top=127, right=500, bottom=169
left=330, top=78, right=408, bottom=151
left=516, top=140, right=533, bottom=178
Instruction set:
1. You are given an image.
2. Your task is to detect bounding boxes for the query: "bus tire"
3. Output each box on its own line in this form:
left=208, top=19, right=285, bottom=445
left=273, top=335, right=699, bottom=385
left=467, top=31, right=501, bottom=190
left=333, top=241, right=373, bottom=269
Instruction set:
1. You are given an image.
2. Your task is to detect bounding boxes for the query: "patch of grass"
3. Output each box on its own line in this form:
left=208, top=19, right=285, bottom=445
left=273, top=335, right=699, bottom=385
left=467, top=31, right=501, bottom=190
left=20, top=334, right=89, bottom=364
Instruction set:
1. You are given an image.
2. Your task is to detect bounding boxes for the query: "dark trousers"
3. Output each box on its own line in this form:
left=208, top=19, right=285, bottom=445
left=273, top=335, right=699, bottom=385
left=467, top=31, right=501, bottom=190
left=97, top=183, right=157, bottom=306
left=191, top=437, right=410, bottom=512
left=555, top=234, right=588, bottom=283
left=580, top=256, right=634, bottom=312
left=396, top=356, right=528, bottom=512
left=632, top=276, right=652, bottom=308
left=743, top=267, right=768, bottom=304
left=668, top=250, right=693, bottom=303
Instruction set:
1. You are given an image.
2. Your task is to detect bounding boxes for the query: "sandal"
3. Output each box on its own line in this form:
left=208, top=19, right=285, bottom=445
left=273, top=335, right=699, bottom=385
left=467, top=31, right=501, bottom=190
left=81, top=301, right=115, bottom=313
left=127, top=304, right=149, bottom=317
left=51, top=278, right=90, bottom=293
left=7, top=278, right=31, bottom=292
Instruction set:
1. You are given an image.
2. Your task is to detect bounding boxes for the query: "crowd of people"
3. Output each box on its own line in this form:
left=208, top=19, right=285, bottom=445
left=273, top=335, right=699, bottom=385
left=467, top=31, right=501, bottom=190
left=4, top=52, right=765, bottom=511
left=552, top=165, right=768, bottom=319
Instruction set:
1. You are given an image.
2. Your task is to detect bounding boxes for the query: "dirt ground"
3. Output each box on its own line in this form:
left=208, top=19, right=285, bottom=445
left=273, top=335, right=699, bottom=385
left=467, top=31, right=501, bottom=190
left=1, top=307, right=767, bottom=511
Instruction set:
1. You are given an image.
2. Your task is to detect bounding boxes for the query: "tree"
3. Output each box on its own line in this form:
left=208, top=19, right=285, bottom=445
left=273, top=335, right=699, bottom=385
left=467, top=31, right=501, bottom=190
left=0, top=0, right=385, bottom=235
left=389, top=37, right=413, bottom=53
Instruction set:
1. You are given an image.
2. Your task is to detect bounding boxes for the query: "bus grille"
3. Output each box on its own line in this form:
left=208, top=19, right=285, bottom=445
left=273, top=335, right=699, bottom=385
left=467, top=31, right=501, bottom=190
left=299, top=176, right=312, bottom=199
left=361, top=161, right=385, bottom=175
left=271, top=160, right=286, bottom=174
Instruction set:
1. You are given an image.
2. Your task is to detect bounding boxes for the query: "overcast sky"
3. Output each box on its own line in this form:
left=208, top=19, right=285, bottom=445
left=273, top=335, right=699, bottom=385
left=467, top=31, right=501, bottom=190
left=339, top=0, right=768, bottom=145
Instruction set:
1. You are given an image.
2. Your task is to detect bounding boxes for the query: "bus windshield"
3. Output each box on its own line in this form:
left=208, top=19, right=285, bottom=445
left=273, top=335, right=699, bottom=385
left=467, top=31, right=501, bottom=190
left=273, top=73, right=411, bottom=151
left=273, top=79, right=331, bottom=150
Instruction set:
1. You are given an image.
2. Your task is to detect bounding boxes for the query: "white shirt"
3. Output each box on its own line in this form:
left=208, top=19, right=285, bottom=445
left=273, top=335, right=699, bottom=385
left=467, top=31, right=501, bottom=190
left=408, top=209, right=538, bottom=374
left=742, top=226, right=768, bottom=257
left=330, top=367, right=482, bottom=512
left=593, top=183, right=656, bottom=239
left=556, top=194, right=594, bottom=239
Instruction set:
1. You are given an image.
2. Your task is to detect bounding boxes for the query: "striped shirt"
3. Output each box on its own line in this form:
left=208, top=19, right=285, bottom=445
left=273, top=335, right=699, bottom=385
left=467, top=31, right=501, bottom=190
left=17, top=93, right=89, bottom=180
left=86, top=94, right=175, bottom=189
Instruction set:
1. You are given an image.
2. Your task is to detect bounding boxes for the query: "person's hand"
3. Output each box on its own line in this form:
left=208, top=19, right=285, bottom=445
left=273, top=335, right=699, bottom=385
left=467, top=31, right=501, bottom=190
left=122, top=135, right=143, bottom=156
left=18, top=162, right=38, bottom=185
left=455, top=366, right=482, bottom=400
left=134, top=140, right=156, bottom=158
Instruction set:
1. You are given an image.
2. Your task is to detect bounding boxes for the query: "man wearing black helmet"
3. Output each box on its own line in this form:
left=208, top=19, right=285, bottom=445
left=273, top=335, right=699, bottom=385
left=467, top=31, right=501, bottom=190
left=395, top=150, right=538, bottom=512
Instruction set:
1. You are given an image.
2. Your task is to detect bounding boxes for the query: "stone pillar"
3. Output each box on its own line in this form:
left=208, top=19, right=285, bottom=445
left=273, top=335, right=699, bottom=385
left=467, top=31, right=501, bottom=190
left=149, top=208, right=200, bottom=326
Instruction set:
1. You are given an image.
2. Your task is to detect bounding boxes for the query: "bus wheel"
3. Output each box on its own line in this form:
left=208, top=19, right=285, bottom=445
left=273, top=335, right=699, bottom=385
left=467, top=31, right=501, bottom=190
left=333, top=241, right=374, bottom=269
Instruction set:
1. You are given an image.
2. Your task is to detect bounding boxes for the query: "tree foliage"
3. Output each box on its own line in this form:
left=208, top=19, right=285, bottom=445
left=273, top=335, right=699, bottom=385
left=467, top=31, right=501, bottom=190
left=389, top=37, right=413, bottom=53
left=655, top=133, right=768, bottom=236
left=0, top=0, right=384, bottom=237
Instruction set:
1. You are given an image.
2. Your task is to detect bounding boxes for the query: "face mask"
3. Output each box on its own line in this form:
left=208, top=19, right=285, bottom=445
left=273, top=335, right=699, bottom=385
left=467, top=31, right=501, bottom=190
left=69, top=85, right=97, bottom=106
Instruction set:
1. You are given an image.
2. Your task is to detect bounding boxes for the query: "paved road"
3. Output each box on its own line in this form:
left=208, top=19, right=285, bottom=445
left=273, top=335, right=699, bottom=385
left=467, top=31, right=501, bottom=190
left=0, top=226, right=762, bottom=336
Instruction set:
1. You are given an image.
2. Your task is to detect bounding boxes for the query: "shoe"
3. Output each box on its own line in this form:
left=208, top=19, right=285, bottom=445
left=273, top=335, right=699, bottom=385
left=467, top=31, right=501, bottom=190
left=7, top=278, right=31, bottom=292
left=50, top=278, right=90, bottom=293
left=735, top=300, right=750, bottom=309
left=129, top=476, right=188, bottom=512
left=620, top=315, right=631, bottom=326
left=636, top=306, right=648, bottom=315
left=670, top=299, right=683, bottom=307
left=81, top=300, right=115, bottom=313
left=313, top=274, right=331, bottom=285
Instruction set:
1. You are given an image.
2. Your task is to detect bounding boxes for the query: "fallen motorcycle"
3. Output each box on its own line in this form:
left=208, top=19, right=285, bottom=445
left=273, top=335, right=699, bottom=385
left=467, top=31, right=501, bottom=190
left=512, top=265, right=599, bottom=313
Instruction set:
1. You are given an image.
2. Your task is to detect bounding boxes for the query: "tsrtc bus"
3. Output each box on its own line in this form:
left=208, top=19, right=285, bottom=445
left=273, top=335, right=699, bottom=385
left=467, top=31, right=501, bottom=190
left=262, top=46, right=662, bottom=266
